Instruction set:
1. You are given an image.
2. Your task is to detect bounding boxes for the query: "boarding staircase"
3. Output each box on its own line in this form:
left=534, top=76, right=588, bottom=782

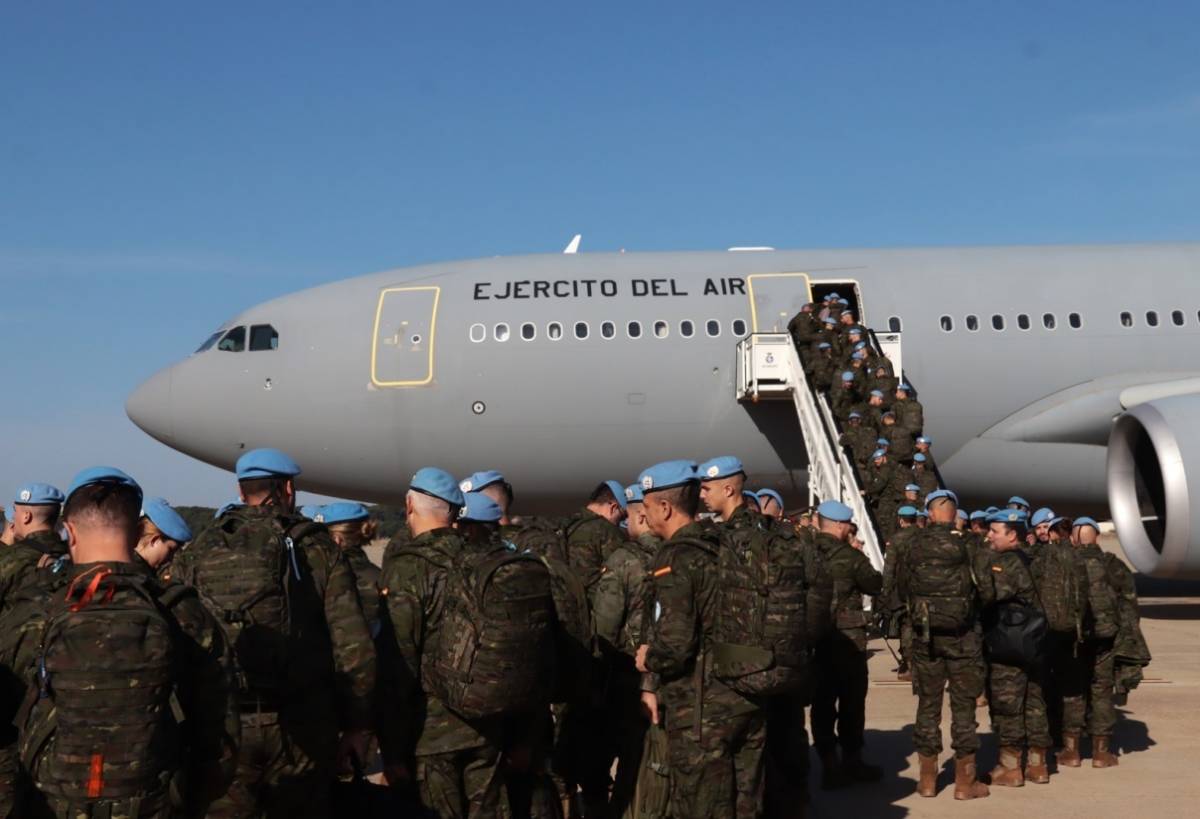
left=735, top=332, right=889, bottom=571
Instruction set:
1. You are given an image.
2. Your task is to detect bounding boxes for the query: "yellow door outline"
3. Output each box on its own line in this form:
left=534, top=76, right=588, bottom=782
left=370, top=285, right=440, bottom=387
left=746, top=272, right=812, bottom=332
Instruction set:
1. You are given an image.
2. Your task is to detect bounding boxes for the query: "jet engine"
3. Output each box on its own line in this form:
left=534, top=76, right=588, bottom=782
left=1108, top=394, right=1200, bottom=578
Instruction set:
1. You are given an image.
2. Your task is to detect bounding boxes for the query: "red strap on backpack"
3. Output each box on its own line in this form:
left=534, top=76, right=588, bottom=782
left=65, top=567, right=115, bottom=613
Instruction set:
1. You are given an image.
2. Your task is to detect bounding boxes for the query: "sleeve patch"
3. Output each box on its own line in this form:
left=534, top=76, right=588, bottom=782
left=653, top=566, right=672, bottom=578
left=991, top=566, right=1003, bottom=573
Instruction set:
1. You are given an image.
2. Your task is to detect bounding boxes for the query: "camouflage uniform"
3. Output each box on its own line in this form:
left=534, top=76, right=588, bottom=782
left=643, top=521, right=765, bottom=819
left=563, top=510, right=626, bottom=593
left=864, top=461, right=908, bottom=539
left=910, top=465, right=939, bottom=499
left=380, top=528, right=510, bottom=818
left=976, top=548, right=1052, bottom=751
left=343, top=544, right=382, bottom=637
left=893, top=395, right=924, bottom=436
left=810, top=532, right=883, bottom=758
left=174, top=506, right=377, bottom=818
left=5, top=560, right=238, bottom=818
left=881, top=527, right=917, bottom=673
left=899, top=525, right=985, bottom=758
left=839, top=425, right=879, bottom=472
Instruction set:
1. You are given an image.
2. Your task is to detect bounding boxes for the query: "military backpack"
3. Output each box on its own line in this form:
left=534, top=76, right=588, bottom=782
left=1079, top=550, right=1120, bottom=640
left=1030, top=540, right=1081, bottom=635
left=900, top=528, right=977, bottom=634
left=535, top=551, right=596, bottom=704
left=711, top=521, right=808, bottom=696
left=19, top=568, right=190, bottom=808
left=803, top=534, right=847, bottom=642
left=424, top=542, right=556, bottom=718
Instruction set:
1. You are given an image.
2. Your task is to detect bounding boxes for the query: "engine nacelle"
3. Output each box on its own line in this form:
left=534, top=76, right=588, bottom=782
left=1108, top=394, right=1200, bottom=578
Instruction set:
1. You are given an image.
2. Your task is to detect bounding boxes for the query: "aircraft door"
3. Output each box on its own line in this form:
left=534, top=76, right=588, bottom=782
left=746, top=272, right=812, bottom=332
left=371, top=285, right=440, bottom=387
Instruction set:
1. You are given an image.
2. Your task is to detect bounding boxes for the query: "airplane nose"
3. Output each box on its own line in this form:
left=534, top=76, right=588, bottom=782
left=126, top=367, right=174, bottom=443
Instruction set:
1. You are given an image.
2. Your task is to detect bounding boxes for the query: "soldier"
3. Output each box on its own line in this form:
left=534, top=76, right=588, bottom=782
left=805, top=341, right=836, bottom=389
left=0, top=483, right=67, bottom=613
left=978, top=509, right=1052, bottom=786
left=892, top=383, right=924, bottom=436
left=864, top=450, right=907, bottom=539
left=591, top=484, right=661, bottom=817
left=955, top=510, right=969, bottom=532
left=787, top=303, right=821, bottom=358
left=863, top=389, right=887, bottom=427
left=808, top=501, right=884, bottom=788
left=831, top=372, right=862, bottom=420
left=563, top=481, right=627, bottom=592
left=882, top=505, right=919, bottom=681
left=635, top=460, right=765, bottom=819
left=880, top=412, right=914, bottom=464
left=756, top=489, right=786, bottom=522
left=969, top=511, right=989, bottom=537
left=318, top=502, right=382, bottom=637
left=134, top=496, right=192, bottom=580
left=839, top=412, right=878, bottom=472
left=174, top=449, right=376, bottom=817
left=914, top=436, right=936, bottom=470
left=1007, top=496, right=1031, bottom=516
left=9, top=467, right=238, bottom=817
left=1030, top=508, right=1055, bottom=547
left=898, top=490, right=989, bottom=800
left=911, top=454, right=938, bottom=498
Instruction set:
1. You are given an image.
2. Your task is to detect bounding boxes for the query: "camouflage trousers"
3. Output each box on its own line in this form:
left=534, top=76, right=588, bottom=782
left=987, top=661, right=1052, bottom=748
left=811, top=633, right=869, bottom=754
left=911, top=630, right=985, bottom=757
left=666, top=707, right=766, bottom=819
left=206, top=711, right=335, bottom=819
left=0, top=743, right=18, bottom=819
left=1060, top=637, right=1117, bottom=738
left=764, top=693, right=808, bottom=819
left=604, top=685, right=650, bottom=819
left=418, top=743, right=510, bottom=819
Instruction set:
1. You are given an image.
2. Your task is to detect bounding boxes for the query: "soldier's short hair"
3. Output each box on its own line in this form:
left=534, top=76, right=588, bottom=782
left=63, top=482, right=141, bottom=530
left=589, top=482, right=620, bottom=508
left=652, top=483, right=701, bottom=518
left=995, top=520, right=1028, bottom=538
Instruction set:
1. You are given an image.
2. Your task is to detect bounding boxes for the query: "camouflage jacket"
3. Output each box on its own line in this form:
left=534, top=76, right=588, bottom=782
left=894, top=396, right=924, bottom=435
left=173, top=505, right=377, bottom=730
left=840, top=425, right=880, bottom=468
left=0, top=530, right=68, bottom=614
left=593, top=533, right=660, bottom=667
left=343, top=545, right=382, bottom=638
left=865, top=461, right=909, bottom=504
left=813, top=531, right=882, bottom=648
left=911, top=466, right=939, bottom=498
left=564, top=509, right=626, bottom=593
left=881, top=526, right=918, bottom=615
left=379, top=528, right=502, bottom=757
left=975, top=547, right=1039, bottom=611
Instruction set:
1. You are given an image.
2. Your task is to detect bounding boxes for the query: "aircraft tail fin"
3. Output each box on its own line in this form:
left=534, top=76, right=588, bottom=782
left=563, top=234, right=582, bottom=254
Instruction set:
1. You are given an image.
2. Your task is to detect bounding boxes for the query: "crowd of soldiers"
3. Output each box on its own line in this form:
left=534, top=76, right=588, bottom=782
left=0, top=290, right=1150, bottom=818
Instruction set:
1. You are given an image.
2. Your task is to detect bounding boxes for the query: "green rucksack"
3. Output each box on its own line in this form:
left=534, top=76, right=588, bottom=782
left=19, top=568, right=189, bottom=808
left=535, top=551, right=596, bottom=705
left=1079, top=549, right=1120, bottom=639
left=804, top=535, right=845, bottom=642
left=900, top=528, right=977, bottom=634
left=712, top=520, right=809, bottom=696
left=424, top=542, right=556, bottom=719
left=1030, top=541, right=1081, bottom=635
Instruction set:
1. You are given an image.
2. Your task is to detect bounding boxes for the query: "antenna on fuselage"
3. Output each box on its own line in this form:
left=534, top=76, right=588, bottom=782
left=563, top=234, right=582, bottom=254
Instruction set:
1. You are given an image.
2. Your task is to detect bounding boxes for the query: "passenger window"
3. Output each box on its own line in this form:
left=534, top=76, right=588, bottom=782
left=469, top=323, right=486, bottom=343
left=195, top=331, right=222, bottom=353
left=574, top=321, right=589, bottom=340
left=992, top=315, right=1005, bottom=331
left=1172, top=310, right=1185, bottom=326
left=680, top=320, right=695, bottom=338
left=888, top=316, right=902, bottom=332
left=1146, top=311, right=1159, bottom=327
left=940, top=315, right=954, bottom=332
left=654, top=320, right=669, bottom=339
left=1017, top=314, right=1030, bottom=330
left=1068, top=313, right=1082, bottom=329
left=965, top=315, right=978, bottom=332
left=494, top=323, right=510, bottom=342
left=217, top=326, right=246, bottom=352
left=1042, top=313, right=1056, bottom=330
left=1120, top=312, right=1133, bottom=328
left=732, top=319, right=747, bottom=337
left=547, top=322, right=563, bottom=340
left=627, top=321, right=642, bottom=339
left=521, top=322, right=536, bottom=341
left=601, top=321, right=615, bottom=339
left=249, top=324, right=279, bottom=351
left=706, top=319, right=721, bottom=337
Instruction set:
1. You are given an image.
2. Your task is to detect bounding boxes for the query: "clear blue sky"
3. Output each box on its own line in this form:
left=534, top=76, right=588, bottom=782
left=2, top=2, right=1198, bottom=505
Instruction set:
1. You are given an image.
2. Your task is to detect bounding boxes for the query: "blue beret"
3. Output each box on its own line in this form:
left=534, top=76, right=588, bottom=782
left=925, top=489, right=959, bottom=508
left=917, top=510, right=928, bottom=518
left=1007, top=496, right=1030, bottom=508
left=904, top=483, right=920, bottom=492
left=215, top=500, right=242, bottom=518
left=821, top=316, right=837, bottom=325
left=319, top=502, right=370, bottom=525
left=756, top=489, right=784, bottom=509
left=848, top=411, right=862, bottom=419
left=826, top=291, right=842, bottom=300
left=461, top=492, right=503, bottom=523
left=624, top=483, right=645, bottom=504
left=854, top=340, right=868, bottom=349
left=410, top=467, right=466, bottom=509
left=699, top=456, right=745, bottom=481
left=1049, top=515, right=1068, bottom=527
left=871, top=449, right=887, bottom=460
left=14, top=483, right=65, bottom=506
left=876, top=438, right=889, bottom=445
left=1031, top=507, right=1056, bottom=526
left=957, top=509, right=969, bottom=520
left=986, top=506, right=1000, bottom=514
left=881, top=411, right=896, bottom=419
left=849, top=327, right=864, bottom=335
left=236, top=448, right=301, bottom=481
left=1073, top=516, right=1099, bottom=531
left=897, top=383, right=911, bottom=392
left=742, top=490, right=761, bottom=506
left=913, top=453, right=927, bottom=463
left=870, top=390, right=884, bottom=398
left=66, top=466, right=142, bottom=502
left=817, top=500, right=853, bottom=522
left=898, top=505, right=918, bottom=517
left=970, top=510, right=988, bottom=521
left=604, top=480, right=629, bottom=511
left=817, top=342, right=832, bottom=349
left=141, top=497, right=193, bottom=543
left=841, top=371, right=856, bottom=382
left=989, top=508, right=1028, bottom=526
left=299, top=504, right=322, bottom=520
left=917, top=436, right=932, bottom=445
left=639, top=460, right=698, bottom=493
left=851, top=350, right=866, bottom=360
left=459, top=470, right=506, bottom=493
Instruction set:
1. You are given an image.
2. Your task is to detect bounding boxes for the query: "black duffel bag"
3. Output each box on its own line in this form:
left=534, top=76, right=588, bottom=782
left=985, top=602, right=1048, bottom=667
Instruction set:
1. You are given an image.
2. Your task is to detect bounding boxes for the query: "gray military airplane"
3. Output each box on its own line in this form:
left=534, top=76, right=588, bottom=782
left=127, top=242, right=1200, bottom=577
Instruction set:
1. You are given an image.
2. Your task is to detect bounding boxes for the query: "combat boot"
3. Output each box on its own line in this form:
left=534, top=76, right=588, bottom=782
left=896, top=660, right=911, bottom=682
left=842, top=751, right=883, bottom=783
left=953, top=754, right=990, bottom=800
left=817, top=749, right=852, bottom=790
left=916, top=754, right=938, bottom=797
left=1058, top=733, right=1082, bottom=767
left=1026, top=747, right=1050, bottom=783
left=1092, top=736, right=1119, bottom=768
left=988, top=746, right=1024, bottom=787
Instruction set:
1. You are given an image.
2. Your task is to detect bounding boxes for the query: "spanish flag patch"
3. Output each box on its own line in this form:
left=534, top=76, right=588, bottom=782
left=653, top=566, right=672, bottom=578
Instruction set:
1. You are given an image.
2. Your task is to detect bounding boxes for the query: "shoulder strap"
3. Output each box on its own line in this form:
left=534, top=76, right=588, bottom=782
left=285, top=520, right=327, bottom=543
left=670, top=536, right=719, bottom=559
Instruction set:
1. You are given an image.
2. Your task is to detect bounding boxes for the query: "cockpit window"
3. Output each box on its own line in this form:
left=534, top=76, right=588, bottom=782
left=249, top=324, right=279, bottom=351
left=217, top=326, right=246, bottom=352
left=195, top=332, right=222, bottom=353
